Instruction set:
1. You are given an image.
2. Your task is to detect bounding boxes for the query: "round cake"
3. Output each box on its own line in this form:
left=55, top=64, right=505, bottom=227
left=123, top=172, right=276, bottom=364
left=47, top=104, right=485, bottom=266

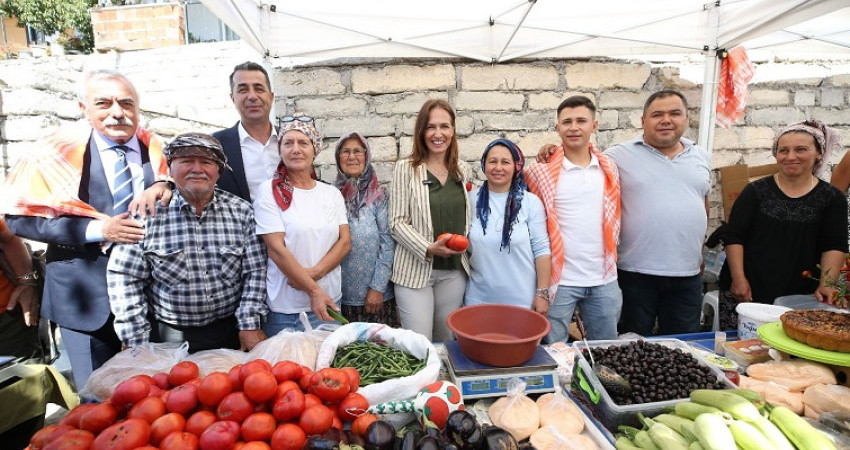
left=780, top=309, right=850, bottom=353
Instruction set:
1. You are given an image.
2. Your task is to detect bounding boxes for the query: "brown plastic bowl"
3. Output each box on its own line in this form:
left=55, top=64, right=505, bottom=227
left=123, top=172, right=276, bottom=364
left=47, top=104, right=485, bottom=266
left=446, top=304, right=551, bottom=367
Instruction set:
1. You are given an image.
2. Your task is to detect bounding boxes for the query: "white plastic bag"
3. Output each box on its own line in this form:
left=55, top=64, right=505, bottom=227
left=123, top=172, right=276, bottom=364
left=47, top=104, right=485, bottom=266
left=184, top=348, right=247, bottom=376
left=80, top=342, right=188, bottom=400
left=247, top=328, right=331, bottom=368
left=315, top=322, right=439, bottom=405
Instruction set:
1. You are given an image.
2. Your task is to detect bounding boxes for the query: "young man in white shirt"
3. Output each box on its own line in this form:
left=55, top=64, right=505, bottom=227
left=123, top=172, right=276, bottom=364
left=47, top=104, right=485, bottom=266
left=525, top=96, right=622, bottom=342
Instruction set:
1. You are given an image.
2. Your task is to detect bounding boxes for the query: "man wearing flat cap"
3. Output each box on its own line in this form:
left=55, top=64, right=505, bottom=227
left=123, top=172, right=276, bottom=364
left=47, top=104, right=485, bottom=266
left=107, top=133, right=269, bottom=352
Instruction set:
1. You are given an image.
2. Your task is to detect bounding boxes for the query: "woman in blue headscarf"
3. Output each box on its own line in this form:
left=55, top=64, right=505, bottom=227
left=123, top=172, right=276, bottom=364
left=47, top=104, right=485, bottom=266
left=464, top=139, right=551, bottom=314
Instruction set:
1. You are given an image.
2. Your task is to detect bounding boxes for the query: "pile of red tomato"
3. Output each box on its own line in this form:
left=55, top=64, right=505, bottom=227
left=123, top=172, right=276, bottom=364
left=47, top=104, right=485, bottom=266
left=30, top=359, right=379, bottom=450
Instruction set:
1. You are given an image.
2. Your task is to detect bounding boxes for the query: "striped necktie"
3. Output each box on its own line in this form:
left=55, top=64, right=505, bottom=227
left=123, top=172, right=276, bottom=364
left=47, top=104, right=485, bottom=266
left=111, top=145, right=134, bottom=214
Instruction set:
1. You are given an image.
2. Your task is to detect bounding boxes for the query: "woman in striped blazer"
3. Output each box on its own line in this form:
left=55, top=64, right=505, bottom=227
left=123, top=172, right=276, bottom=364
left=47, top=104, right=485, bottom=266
left=389, top=99, right=472, bottom=341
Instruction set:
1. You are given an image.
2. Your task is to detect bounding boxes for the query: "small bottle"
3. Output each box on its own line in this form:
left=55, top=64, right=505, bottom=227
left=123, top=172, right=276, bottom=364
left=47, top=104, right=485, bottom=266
left=714, top=331, right=726, bottom=355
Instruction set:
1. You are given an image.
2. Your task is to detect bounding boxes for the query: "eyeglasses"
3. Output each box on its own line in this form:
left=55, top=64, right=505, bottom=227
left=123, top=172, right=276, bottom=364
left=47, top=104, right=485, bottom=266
left=339, top=148, right=365, bottom=157
left=279, top=115, right=314, bottom=126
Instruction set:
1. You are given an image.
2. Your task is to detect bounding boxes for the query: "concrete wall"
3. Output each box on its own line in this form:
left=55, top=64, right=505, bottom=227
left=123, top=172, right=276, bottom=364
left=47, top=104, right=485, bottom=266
left=1, top=41, right=849, bottom=233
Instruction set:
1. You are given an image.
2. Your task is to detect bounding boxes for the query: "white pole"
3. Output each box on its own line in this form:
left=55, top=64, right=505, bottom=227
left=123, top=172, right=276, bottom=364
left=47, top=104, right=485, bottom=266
left=697, top=0, right=721, bottom=164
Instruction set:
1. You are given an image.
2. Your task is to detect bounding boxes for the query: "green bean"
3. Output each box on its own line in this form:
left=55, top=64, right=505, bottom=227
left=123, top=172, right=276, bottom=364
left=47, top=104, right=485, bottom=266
left=331, top=340, right=426, bottom=386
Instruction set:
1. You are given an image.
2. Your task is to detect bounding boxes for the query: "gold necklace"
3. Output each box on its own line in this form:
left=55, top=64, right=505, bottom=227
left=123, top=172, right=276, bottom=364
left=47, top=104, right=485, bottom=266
left=774, top=173, right=816, bottom=195
left=427, top=164, right=448, bottom=177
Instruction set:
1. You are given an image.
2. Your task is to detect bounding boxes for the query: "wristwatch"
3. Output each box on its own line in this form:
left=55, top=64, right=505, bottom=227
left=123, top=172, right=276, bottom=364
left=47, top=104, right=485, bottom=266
left=16, top=271, right=39, bottom=282
left=535, top=288, right=549, bottom=300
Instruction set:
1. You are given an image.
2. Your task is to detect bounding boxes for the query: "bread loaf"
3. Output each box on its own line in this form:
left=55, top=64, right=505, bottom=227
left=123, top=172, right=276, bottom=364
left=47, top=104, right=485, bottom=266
left=746, top=360, right=836, bottom=392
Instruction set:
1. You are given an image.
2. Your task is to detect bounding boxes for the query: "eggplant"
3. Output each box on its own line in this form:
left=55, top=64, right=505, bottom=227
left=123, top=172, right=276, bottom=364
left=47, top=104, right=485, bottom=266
left=416, top=436, right=441, bottom=450
left=444, top=410, right=482, bottom=450
left=481, top=427, right=518, bottom=450
left=399, top=429, right=421, bottom=450
left=303, top=436, right=341, bottom=450
left=346, top=430, right=367, bottom=448
left=324, top=428, right=348, bottom=444
left=365, top=420, right=397, bottom=450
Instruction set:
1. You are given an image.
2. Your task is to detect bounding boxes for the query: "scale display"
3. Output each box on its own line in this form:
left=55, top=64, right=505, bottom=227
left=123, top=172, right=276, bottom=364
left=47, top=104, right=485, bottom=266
left=443, top=341, right=559, bottom=399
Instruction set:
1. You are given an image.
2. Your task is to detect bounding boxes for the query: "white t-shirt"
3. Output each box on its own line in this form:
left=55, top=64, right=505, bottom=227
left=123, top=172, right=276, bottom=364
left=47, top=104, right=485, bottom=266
left=253, top=181, right=348, bottom=313
left=555, top=153, right=613, bottom=287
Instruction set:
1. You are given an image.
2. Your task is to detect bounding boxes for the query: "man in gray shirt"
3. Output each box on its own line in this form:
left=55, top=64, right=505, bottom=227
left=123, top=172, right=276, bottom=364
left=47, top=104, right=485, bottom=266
left=605, top=90, right=710, bottom=335
left=538, top=90, right=710, bottom=335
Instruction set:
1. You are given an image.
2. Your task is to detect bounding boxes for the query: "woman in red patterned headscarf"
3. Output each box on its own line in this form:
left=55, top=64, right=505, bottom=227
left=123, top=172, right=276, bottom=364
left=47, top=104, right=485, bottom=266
left=253, top=116, right=351, bottom=336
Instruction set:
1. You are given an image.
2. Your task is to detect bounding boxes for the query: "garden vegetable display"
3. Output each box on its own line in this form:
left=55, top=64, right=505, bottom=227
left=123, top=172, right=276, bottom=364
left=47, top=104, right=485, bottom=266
left=614, top=389, right=838, bottom=450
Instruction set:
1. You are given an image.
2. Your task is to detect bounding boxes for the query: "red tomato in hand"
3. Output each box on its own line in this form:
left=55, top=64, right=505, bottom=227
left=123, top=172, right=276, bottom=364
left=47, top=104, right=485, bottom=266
left=78, top=403, right=118, bottom=434
left=185, top=410, right=216, bottom=437
left=168, top=361, right=200, bottom=387
left=242, top=371, right=277, bottom=403
left=128, top=396, right=166, bottom=424
left=150, top=413, right=187, bottom=446
left=93, top=418, right=151, bottom=450
left=337, top=393, right=369, bottom=421
left=272, top=388, right=305, bottom=422
left=197, top=372, right=233, bottom=407
left=240, top=412, right=276, bottom=442
left=310, top=368, right=350, bottom=403
left=166, top=383, right=199, bottom=415
left=446, top=234, right=469, bottom=252
left=341, top=367, right=360, bottom=393
left=271, top=361, right=302, bottom=383
left=437, top=233, right=452, bottom=242
left=299, top=404, right=333, bottom=436
left=199, top=421, right=239, bottom=450
left=216, top=392, right=254, bottom=423
left=270, top=423, right=305, bottom=450
left=160, top=431, right=199, bottom=450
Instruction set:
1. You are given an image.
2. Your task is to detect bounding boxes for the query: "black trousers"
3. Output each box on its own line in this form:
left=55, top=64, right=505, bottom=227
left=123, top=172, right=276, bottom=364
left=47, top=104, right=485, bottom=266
left=151, top=315, right=240, bottom=353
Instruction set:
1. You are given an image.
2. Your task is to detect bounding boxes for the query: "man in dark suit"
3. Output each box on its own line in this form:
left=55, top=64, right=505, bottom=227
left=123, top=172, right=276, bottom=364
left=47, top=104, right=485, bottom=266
left=132, top=61, right=278, bottom=211
left=2, top=70, right=168, bottom=388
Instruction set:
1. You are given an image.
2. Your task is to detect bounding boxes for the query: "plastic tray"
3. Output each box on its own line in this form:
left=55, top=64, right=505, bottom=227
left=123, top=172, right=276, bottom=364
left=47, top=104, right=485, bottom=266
left=570, top=338, right=736, bottom=431
left=758, top=322, right=850, bottom=367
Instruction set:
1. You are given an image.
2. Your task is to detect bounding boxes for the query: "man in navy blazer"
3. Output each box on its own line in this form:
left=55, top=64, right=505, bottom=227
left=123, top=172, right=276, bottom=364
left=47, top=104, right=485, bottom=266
left=4, top=70, right=166, bottom=388
left=133, top=61, right=279, bottom=211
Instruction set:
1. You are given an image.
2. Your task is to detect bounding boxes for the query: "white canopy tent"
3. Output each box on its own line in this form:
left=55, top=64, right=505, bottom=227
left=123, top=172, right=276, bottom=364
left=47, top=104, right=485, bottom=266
left=198, top=0, right=850, bottom=153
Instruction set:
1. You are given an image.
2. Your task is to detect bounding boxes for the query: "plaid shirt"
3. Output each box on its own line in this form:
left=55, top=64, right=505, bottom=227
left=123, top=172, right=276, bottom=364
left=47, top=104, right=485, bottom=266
left=107, top=189, right=268, bottom=347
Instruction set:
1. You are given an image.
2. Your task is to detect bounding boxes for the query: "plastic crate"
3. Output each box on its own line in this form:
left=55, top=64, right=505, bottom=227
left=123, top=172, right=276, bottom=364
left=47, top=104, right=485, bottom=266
left=570, top=338, right=736, bottom=431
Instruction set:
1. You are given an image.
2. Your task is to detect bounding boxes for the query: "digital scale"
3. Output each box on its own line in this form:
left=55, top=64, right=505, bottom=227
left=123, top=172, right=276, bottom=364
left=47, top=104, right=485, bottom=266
left=443, top=341, right=559, bottom=399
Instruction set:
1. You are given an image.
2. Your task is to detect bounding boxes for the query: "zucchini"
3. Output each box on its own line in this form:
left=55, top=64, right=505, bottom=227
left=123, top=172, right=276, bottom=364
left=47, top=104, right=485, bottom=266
left=642, top=417, right=689, bottom=450
left=750, top=416, right=794, bottom=450
left=728, top=419, right=774, bottom=450
left=616, top=436, right=644, bottom=450
left=690, top=389, right=761, bottom=422
left=768, top=404, right=836, bottom=450
left=653, top=414, right=696, bottom=441
left=673, top=402, right=724, bottom=421
left=693, top=413, right=736, bottom=450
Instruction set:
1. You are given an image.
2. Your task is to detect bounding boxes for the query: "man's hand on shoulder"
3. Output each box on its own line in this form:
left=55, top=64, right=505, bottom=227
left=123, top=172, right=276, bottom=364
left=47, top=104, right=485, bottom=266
left=103, top=213, right=145, bottom=243
left=536, top=144, right=558, bottom=163
left=239, top=329, right=267, bottom=351
left=129, top=181, right=174, bottom=219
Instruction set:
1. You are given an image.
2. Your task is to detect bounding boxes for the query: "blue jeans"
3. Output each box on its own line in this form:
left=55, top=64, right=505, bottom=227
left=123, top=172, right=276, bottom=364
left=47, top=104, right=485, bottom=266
left=546, top=280, right=622, bottom=343
left=262, top=307, right=339, bottom=337
left=617, top=270, right=703, bottom=336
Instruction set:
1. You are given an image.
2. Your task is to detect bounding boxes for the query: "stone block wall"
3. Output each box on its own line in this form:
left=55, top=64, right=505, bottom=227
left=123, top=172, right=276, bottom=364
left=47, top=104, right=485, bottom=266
left=91, top=3, right=185, bottom=52
left=1, top=41, right=849, bottom=234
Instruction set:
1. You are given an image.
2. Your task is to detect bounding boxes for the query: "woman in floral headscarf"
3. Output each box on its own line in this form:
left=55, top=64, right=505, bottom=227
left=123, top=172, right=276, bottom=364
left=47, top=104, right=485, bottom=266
left=718, top=119, right=848, bottom=329
left=253, top=116, right=350, bottom=335
left=464, top=139, right=551, bottom=313
left=334, top=132, right=398, bottom=326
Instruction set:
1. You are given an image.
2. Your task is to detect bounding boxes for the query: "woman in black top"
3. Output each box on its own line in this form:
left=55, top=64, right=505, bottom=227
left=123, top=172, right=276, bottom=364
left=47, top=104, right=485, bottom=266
left=718, top=119, right=848, bottom=329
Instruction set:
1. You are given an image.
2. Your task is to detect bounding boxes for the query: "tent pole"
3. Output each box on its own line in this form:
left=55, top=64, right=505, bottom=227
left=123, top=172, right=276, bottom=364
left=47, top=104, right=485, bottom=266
left=698, top=51, right=721, bottom=161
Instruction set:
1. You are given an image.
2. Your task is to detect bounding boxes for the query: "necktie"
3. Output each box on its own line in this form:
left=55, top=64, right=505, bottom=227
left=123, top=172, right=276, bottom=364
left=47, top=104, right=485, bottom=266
left=112, top=145, right=134, bottom=214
